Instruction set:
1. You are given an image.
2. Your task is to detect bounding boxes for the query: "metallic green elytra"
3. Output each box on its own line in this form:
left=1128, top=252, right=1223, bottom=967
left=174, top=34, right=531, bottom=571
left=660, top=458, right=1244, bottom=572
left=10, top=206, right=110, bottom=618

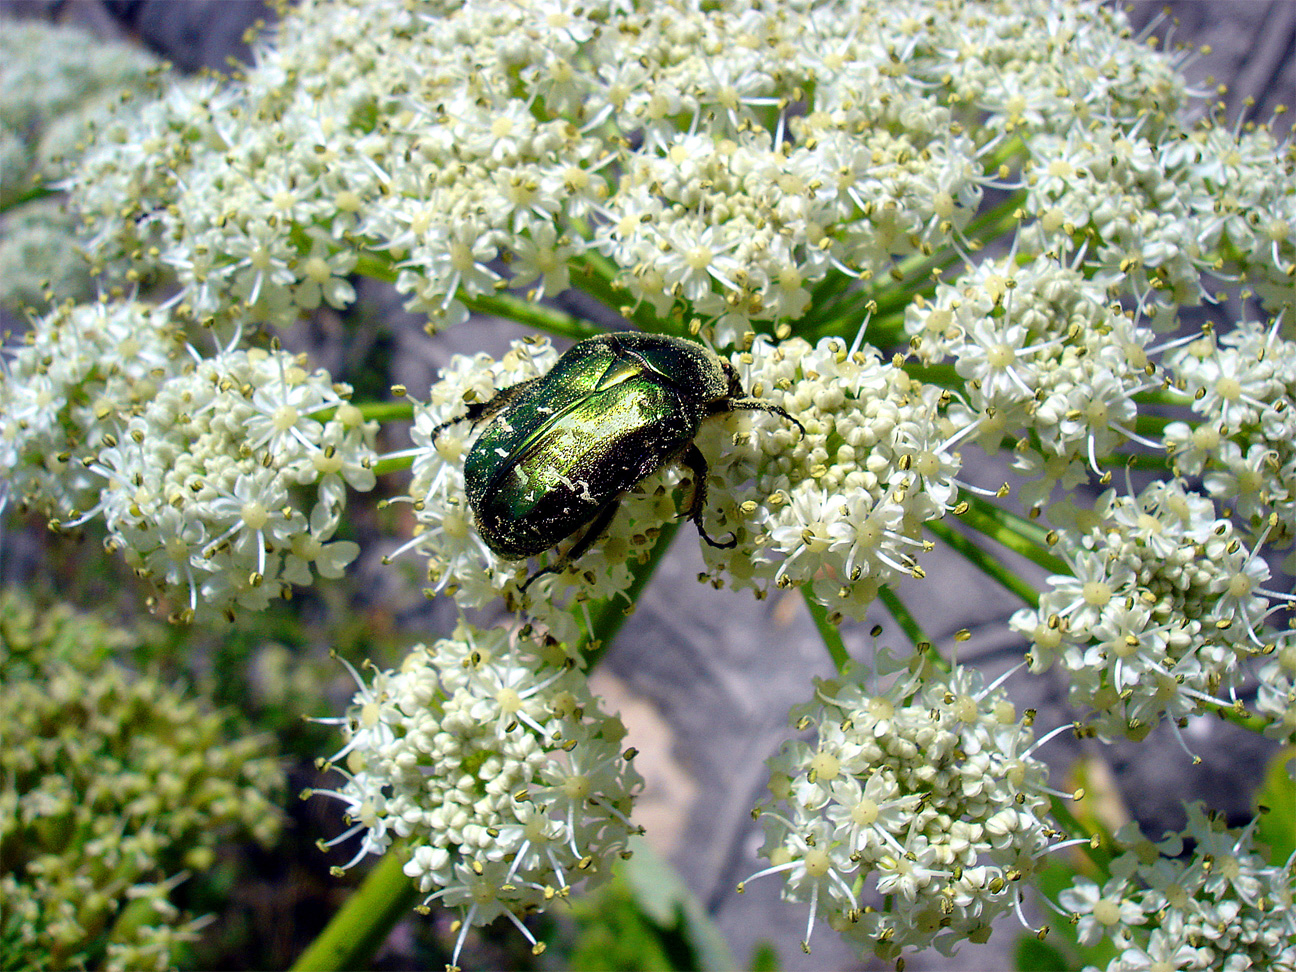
left=437, top=331, right=804, bottom=590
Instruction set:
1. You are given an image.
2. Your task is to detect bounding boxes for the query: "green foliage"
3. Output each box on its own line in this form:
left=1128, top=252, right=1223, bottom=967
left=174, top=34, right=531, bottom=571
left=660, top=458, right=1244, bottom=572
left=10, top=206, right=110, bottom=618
left=561, top=838, right=734, bottom=972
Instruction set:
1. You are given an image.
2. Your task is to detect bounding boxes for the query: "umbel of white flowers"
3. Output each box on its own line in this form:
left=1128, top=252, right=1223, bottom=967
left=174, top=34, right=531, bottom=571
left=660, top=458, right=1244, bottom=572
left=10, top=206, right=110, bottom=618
left=740, top=648, right=1074, bottom=961
left=311, top=621, right=644, bottom=968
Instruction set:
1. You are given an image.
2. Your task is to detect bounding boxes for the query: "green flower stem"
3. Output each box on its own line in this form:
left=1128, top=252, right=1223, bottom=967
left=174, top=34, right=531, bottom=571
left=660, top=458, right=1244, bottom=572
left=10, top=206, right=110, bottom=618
left=352, top=251, right=399, bottom=284
left=371, top=455, right=412, bottom=476
left=803, top=592, right=852, bottom=673
left=290, top=847, right=420, bottom=972
left=1047, top=792, right=1113, bottom=877
left=350, top=250, right=605, bottom=342
left=900, top=360, right=962, bottom=390
left=1134, top=387, right=1194, bottom=409
left=463, top=290, right=607, bottom=341
left=581, top=519, right=681, bottom=669
left=568, top=254, right=667, bottom=335
left=1102, top=452, right=1176, bottom=471
left=1130, top=411, right=1179, bottom=438
left=800, top=268, right=858, bottom=331
left=877, top=584, right=931, bottom=651
left=0, top=182, right=56, bottom=211
left=356, top=401, right=414, bottom=423
left=958, top=492, right=1071, bottom=578
left=1207, top=700, right=1270, bottom=735
left=802, top=189, right=1028, bottom=345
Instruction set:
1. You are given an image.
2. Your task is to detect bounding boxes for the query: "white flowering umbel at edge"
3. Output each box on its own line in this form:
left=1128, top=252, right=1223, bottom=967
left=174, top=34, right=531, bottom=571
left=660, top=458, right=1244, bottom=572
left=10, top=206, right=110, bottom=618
left=87, top=346, right=378, bottom=622
left=742, top=649, right=1067, bottom=964
left=1061, top=803, right=1296, bottom=972
left=311, top=621, right=644, bottom=968
left=64, top=0, right=1231, bottom=346
left=1009, top=479, right=1295, bottom=744
left=397, top=333, right=959, bottom=637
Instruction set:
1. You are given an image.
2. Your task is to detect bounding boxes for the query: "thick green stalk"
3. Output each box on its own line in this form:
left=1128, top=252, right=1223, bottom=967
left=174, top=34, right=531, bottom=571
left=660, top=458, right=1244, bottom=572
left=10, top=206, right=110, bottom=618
left=355, top=401, right=413, bottom=423
left=580, top=520, right=680, bottom=668
left=0, top=183, right=56, bottom=211
left=351, top=250, right=606, bottom=342
left=464, top=290, right=606, bottom=341
left=290, top=849, right=420, bottom=972
left=877, top=585, right=928, bottom=648
left=569, top=252, right=670, bottom=335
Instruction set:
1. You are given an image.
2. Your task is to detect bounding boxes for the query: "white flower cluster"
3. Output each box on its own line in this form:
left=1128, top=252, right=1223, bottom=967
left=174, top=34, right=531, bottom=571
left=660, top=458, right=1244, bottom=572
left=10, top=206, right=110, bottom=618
left=905, top=252, right=1158, bottom=504
left=314, top=621, right=643, bottom=965
left=746, top=652, right=1060, bottom=962
left=1010, top=480, right=1290, bottom=741
left=1163, top=318, right=1296, bottom=564
left=403, top=333, right=958, bottom=632
left=88, top=346, right=377, bottom=622
left=1062, top=803, right=1296, bottom=972
left=1022, top=125, right=1296, bottom=321
left=700, top=334, right=959, bottom=620
left=0, top=299, right=182, bottom=517
left=62, top=0, right=1218, bottom=343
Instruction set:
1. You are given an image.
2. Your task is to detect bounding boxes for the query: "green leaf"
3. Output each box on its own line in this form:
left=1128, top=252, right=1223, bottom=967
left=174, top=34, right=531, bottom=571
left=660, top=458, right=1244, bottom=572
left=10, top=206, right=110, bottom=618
left=619, top=836, right=735, bottom=971
left=1015, top=933, right=1075, bottom=972
left=1254, top=747, right=1296, bottom=865
left=748, top=941, right=781, bottom=972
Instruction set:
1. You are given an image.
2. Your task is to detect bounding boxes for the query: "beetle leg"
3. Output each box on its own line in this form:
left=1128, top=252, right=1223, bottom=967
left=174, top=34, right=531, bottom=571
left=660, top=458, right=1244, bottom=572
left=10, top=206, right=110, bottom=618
left=519, top=498, right=623, bottom=593
left=726, top=399, right=806, bottom=436
left=430, top=377, right=544, bottom=439
left=679, top=444, right=736, bottom=549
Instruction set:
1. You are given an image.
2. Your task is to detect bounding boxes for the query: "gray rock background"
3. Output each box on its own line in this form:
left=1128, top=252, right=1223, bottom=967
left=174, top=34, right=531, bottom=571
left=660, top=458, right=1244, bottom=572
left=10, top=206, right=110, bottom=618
left=1, top=2, right=1292, bottom=970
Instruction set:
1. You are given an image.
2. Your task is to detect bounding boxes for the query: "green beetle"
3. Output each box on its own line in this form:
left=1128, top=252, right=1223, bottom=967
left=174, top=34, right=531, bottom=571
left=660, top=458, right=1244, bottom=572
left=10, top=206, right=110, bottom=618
left=437, top=331, right=804, bottom=590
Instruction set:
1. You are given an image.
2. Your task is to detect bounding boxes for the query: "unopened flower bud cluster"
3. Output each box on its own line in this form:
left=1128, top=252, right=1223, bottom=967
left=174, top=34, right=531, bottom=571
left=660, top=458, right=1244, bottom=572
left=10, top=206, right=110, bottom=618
left=88, top=345, right=377, bottom=622
left=0, top=590, right=284, bottom=972
left=1010, top=479, right=1289, bottom=740
left=315, top=622, right=642, bottom=963
left=749, top=652, right=1056, bottom=962
left=1062, top=803, right=1296, bottom=972
left=0, top=300, right=182, bottom=518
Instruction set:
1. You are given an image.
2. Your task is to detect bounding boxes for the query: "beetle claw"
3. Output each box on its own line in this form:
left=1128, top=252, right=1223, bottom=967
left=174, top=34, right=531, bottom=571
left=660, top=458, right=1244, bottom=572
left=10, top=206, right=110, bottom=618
left=695, top=522, right=738, bottom=549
